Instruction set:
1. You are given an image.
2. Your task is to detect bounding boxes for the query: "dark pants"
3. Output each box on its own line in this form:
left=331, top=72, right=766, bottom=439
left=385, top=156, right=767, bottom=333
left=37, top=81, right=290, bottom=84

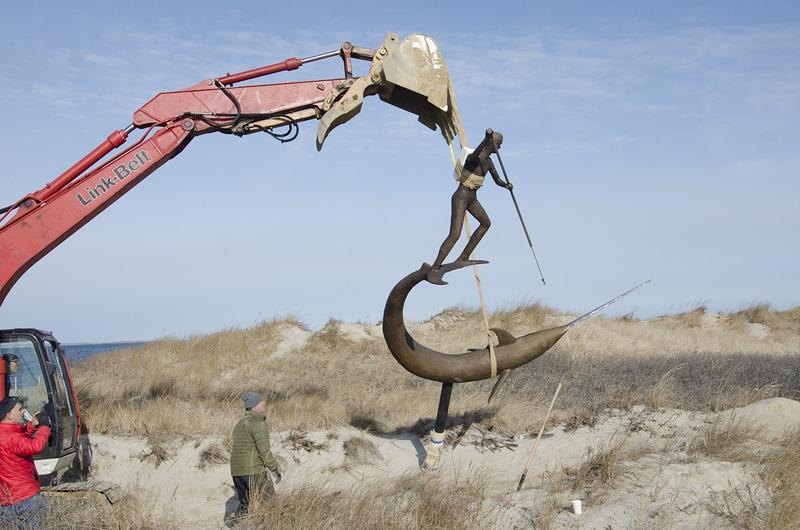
left=432, top=185, right=491, bottom=268
left=233, top=472, right=275, bottom=517
left=0, top=493, right=46, bottom=529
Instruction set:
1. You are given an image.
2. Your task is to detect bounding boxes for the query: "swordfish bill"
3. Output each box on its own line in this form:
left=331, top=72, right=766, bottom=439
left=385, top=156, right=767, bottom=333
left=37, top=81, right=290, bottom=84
left=382, top=264, right=568, bottom=383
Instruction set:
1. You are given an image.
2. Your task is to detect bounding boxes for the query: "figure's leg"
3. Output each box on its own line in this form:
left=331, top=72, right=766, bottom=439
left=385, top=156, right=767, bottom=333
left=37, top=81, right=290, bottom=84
left=432, top=187, right=470, bottom=269
left=457, top=197, right=491, bottom=261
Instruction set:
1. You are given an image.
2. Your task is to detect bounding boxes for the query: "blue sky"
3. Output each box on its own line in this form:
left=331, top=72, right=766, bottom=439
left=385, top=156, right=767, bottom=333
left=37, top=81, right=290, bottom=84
left=1, top=2, right=798, bottom=342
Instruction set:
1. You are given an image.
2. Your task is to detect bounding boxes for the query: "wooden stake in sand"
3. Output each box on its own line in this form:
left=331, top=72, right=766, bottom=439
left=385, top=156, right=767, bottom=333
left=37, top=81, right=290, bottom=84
left=517, top=382, right=562, bottom=491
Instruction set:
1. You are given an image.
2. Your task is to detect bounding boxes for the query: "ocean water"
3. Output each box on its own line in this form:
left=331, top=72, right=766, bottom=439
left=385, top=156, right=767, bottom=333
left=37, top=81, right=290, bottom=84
left=61, top=342, right=147, bottom=363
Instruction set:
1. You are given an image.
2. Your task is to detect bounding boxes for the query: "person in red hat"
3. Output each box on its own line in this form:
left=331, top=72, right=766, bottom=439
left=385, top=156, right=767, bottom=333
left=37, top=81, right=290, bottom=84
left=0, top=397, right=51, bottom=529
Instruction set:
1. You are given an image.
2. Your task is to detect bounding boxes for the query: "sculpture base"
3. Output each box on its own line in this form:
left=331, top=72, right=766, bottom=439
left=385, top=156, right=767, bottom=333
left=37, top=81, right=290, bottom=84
left=422, top=430, right=446, bottom=471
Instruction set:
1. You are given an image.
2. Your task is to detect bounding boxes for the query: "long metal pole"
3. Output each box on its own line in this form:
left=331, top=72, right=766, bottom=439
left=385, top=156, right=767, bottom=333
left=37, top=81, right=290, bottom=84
left=566, top=279, right=652, bottom=328
left=517, top=383, right=561, bottom=491
left=490, top=138, right=546, bottom=285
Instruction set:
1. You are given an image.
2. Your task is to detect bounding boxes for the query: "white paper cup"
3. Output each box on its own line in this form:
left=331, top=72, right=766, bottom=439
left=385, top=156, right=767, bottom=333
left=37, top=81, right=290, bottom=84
left=571, top=499, right=582, bottom=515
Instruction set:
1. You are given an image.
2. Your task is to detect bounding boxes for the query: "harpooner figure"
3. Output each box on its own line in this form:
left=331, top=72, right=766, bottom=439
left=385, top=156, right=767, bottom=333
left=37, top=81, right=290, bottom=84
left=427, top=129, right=512, bottom=285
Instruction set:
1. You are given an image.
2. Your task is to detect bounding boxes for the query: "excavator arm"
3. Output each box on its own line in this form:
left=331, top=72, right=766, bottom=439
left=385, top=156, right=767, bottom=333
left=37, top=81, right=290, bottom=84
left=0, top=33, right=464, bottom=308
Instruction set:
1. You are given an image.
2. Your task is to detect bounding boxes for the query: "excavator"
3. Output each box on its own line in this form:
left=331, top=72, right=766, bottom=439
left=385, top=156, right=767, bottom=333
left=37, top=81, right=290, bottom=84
left=0, top=33, right=466, bottom=487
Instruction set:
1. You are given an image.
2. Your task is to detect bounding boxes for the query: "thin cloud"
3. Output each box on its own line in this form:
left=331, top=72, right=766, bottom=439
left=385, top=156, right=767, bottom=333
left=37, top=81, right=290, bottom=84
left=83, top=53, right=125, bottom=68
left=442, top=24, right=800, bottom=117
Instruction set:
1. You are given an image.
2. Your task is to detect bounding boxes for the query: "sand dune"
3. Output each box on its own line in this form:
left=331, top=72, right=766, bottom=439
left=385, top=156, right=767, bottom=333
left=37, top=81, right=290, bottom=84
left=61, top=305, right=799, bottom=528
left=83, top=397, right=799, bottom=529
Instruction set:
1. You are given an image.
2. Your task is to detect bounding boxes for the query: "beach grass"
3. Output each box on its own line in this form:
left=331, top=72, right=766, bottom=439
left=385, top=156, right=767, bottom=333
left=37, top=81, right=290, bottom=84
left=73, top=304, right=800, bottom=439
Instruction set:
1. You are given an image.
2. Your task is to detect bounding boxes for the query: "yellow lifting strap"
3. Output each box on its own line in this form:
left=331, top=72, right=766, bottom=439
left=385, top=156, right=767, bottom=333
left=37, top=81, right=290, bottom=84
left=447, top=138, right=497, bottom=378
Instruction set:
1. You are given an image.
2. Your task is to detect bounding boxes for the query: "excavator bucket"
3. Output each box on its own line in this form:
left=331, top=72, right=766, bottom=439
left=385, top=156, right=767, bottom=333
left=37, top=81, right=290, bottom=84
left=316, top=33, right=465, bottom=150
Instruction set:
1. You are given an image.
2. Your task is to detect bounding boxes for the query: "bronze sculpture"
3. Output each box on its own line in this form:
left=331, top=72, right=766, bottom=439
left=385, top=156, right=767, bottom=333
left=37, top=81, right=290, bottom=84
left=382, top=256, right=650, bottom=469
left=427, top=129, right=512, bottom=285
left=385, top=262, right=567, bottom=383
left=384, top=261, right=566, bottom=470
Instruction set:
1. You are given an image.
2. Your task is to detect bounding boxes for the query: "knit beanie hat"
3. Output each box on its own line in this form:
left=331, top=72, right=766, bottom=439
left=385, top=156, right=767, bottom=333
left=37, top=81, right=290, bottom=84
left=241, top=392, right=264, bottom=410
left=0, top=397, right=19, bottom=420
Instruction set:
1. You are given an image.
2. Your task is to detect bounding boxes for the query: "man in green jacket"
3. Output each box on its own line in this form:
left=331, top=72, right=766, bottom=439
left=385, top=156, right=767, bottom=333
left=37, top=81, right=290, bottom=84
left=230, top=392, right=282, bottom=520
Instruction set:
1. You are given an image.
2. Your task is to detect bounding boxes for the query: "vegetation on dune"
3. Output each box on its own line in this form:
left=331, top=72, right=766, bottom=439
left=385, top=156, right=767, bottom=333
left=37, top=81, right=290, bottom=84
left=40, top=464, right=494, bottom=530
left=342, top=435, right=382, bottom=466
left=73, top=303, right=800, bottom=440
left=763, top=429, right=800, bottom=530
left=701, top=427, right=800, bottom=530
left=238, top=470, right=494, bottom=530
left=62, top=303, right=800, bottom=529
left=37, top=491, right=178, bottom=530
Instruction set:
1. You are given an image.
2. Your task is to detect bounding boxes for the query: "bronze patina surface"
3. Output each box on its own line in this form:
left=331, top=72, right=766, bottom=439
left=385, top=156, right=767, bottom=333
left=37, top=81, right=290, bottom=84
left=427, top=130, right=511, bottom=285
left=382, top=262, right=568, bottom=383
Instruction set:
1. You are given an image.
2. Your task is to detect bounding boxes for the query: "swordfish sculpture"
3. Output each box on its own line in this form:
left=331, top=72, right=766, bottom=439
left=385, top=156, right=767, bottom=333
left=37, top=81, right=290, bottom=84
left=381, top=265, right=651, bottom=469
left=383, top=275, right=651, bottom=384
left=384, top=263, right=568, bottom=383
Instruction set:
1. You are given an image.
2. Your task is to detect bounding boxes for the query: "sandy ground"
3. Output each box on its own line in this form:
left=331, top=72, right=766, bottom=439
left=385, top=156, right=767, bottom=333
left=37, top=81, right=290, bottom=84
left=270, top=323, right=313, bottom=358
left=84, top=397, right=800, bottom=529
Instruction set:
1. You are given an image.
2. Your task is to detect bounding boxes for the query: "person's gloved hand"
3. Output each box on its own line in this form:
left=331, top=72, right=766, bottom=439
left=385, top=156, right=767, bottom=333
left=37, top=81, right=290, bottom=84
left=505, top=183, right=513, bottom=191
left=35, top=413, right=50, bottom=428
left=274, top=470, right=282, bottom=484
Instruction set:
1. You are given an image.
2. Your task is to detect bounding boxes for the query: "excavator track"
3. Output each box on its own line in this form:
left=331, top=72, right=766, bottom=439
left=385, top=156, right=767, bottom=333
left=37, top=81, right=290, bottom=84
left=44, top=480, right=125, bottom=505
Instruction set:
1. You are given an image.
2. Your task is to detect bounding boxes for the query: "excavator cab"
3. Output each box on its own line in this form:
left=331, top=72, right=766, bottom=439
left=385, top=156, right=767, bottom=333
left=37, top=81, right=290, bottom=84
left=0, top=329, right=79, bottom=484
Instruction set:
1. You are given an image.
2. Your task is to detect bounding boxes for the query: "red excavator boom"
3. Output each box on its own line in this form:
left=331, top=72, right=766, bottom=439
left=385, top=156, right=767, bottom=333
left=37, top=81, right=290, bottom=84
left=0, top=33, right=462, bottom=308
left=0, top=76, right=344, bottom=305
left=0, top=32, right=463, bottom=484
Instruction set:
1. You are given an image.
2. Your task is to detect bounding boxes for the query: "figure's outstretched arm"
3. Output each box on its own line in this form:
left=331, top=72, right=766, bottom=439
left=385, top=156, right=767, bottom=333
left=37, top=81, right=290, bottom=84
left=488, top=160, right=512, bottom=189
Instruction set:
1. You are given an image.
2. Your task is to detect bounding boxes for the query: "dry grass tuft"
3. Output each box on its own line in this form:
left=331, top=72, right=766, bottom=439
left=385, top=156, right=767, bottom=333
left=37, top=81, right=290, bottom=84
left=564, top=439, right=647, bottom=501
left=527, top=493, right=562, bottom=530
left=239, top=469, right=494, bottom=530
left=563, top=409, right=600, bottom=432
left=565, top=442, right=626, bottom=493
left=136, top=428, right=176, bottom=467
left=736, top=304, right=773, bottom=325
left=283, top=431, right=328, bottom=453
left=762, top=429, right=800, bottom=530
left=708, top=484, right=770, bottom=530
left=671, top=305, right=709, bottom=328
left=689, top=416, right=757, bottom=461
left=455, top=424, right=518, bottom=452
left=196, top=441, right=229, bottom=471
left=521, top=475, right=566, bottom=530
left=490, top=301, right=562, bottom=331
left=342, top=436, right=382, bottom=466
left=727, top=303, right=800, bottom=330
left=629, top=509, right=676, bottom=530
left=703, top=429, right=800, bottom=529
left=40, top=490, right=178, bottom=529
left=646, top=364, right=685, bottom=409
